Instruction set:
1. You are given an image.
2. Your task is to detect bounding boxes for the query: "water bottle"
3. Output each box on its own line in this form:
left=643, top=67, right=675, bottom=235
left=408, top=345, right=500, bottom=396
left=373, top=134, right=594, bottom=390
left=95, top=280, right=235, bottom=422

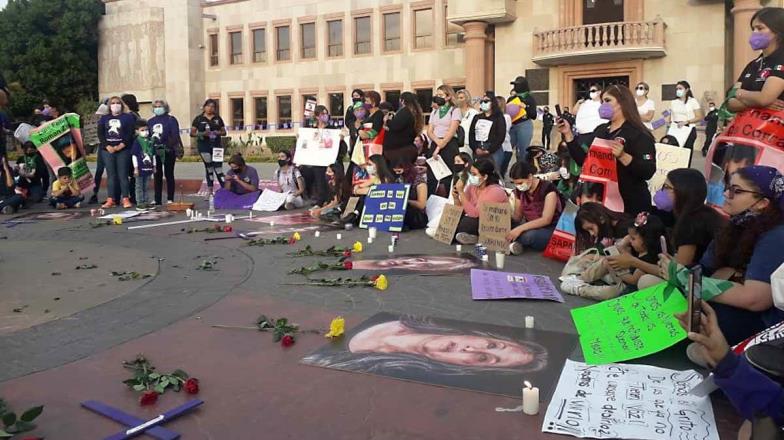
left=208, top=193, right=215, bottom=216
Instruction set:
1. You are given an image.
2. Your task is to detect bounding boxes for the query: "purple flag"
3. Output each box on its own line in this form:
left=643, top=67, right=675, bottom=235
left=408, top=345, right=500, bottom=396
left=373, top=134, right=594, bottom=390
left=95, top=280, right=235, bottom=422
left=470, top=269, right=564, bottom=302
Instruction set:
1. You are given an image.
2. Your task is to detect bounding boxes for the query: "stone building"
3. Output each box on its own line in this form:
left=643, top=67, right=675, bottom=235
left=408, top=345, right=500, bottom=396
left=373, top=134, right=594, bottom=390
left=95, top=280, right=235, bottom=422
left=99, top=0, right=780, bottom=145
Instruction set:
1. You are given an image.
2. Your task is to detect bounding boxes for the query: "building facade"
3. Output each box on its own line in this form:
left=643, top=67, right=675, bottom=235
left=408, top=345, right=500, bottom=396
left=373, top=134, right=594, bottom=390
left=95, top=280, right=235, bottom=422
left=98, top=0, right=780, bottom=145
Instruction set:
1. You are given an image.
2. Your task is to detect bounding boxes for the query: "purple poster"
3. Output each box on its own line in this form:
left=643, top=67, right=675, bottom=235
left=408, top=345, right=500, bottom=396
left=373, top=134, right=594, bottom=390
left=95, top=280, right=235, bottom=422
left=470, top=269, right=564, bottom=302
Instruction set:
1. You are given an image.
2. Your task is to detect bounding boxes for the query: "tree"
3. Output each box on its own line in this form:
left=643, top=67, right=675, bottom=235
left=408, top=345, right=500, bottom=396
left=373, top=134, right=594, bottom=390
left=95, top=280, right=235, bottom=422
left=0, top=0, right=104, bottom=117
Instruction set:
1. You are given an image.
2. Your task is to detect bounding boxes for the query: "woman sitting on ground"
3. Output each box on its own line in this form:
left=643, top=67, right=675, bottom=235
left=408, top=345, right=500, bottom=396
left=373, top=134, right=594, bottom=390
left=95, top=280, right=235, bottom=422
left=506, top=161, right=562, bottom=254
left=452, top=158, right=509, bottom=244
left=310, top=162, right=347, bottom=220
left=352, top=155, right=395, bottom=196
left=274, top=150, right=306, bottom=210
left=214, top=154, right=260, bottom=209
left=391, top=157, right=428, bottom=230
left=574, top=202, right=632, bottom=253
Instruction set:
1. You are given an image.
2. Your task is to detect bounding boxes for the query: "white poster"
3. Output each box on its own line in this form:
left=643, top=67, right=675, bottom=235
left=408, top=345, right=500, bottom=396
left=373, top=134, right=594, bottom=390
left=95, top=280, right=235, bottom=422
left=294, top=128, right=342, bottom=166
left=648, top=143, right=692, bottom=202
left=425, top=195, right=450, bottom=229
left=212, top=147, right=225, bottom=162
left=474, top=119, right=493, bottom=143
left=426, top=155, right=453, bottom=182
left=99, top=210, right=141, bottom=220
left=543, top=360, right=719, bottom=440
left=252, top=190, right=289, bottom=212
left=666, top=123, right=693, bottom=149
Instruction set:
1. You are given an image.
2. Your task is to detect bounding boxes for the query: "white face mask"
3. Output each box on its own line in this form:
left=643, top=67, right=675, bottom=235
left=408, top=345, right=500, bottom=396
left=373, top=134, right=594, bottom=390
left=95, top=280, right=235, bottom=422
left=589, top=91, right=599, bottom=100
left=635, top=89, right=646, bottom=97
left=479, top=102, right=491, bottom=112
left=676, top=89, right=686, bottom=98
left=709, top=106, right=716, bottom=111
left=468, top=175, right=482, bottom=186
left=110, top=104, right=122, bottom=114
left=515, top=182, right=530, bottom=192
left=559, top=167, right=569, bottom=180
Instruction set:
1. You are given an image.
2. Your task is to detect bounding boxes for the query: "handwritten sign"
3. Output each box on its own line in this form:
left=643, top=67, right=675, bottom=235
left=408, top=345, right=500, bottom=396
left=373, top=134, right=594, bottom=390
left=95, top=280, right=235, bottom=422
left=252, top=189, right=288, bottom=212
left=434, top=204, right=463, bottom=245
left=479, top=202, right=511, bottom=253
left=666, top=123, right=692, bottom=148
left=543, top=200, right=578, bottom=262
left=470, top=269, right=563, bottom=302
left=579, top=139, right=623, bottom=212
left=570, top=283, right=687, bottom=365
left=648, top=143, right=692, bottom=202
left=359, top=183, right=410, bottom=232
left=294, top=128, right=341, bottom=166
left=426, top=155, right=452, bottom=182
left=341, top=196, right=360, bottom=219
left=543, top=360, right=719, bottom=440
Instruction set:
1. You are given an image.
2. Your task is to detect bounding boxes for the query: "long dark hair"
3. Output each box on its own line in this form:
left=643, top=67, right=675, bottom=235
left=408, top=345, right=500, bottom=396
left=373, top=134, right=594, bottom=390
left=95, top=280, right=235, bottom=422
left=574, top=202, right=630, bottom=252
left=714, top=167, right=784, bottom=272
left=629, top=213, right=665, bottom=257
left=676, top=81, right=694, bottom=101
left=400, top=91, right=424, bottom=135
left=602, top=85, right=653, bottom=139
left=483, top=91, right=501, bottom=116
left=472, top=158, right=501, bottom=186
left=390, top=157, right=419, bottom=185
left=328, top=162, right=346, bottom=204
left=667, top=168, right=721, bottom=244
left=751, top=7, right=784, bottom=46
left=369, top=154, right=394, bottom=183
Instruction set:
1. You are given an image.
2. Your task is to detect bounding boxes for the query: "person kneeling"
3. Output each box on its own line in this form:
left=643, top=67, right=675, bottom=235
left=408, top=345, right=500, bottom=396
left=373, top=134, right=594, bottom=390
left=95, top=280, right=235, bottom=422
left=274, top=151, right=306, bottom=210
left=49, top=167, right=83, bottom=209
left=506, top=162, right=561, bottom=254
left=215, top=154, right=260, bottom=210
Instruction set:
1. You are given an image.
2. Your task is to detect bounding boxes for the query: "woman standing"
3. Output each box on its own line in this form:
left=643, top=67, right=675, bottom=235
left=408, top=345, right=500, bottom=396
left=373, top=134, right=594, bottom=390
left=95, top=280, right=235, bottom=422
left=190, top=99, right=226, bottom=198
left=345, top=89, right=365, bottom=154
left=634, top=82, right=656, bottom=130
left=299, top=105, right=331, bottom=204
left=452, top=158, right=509, bottom=244
left=426, top=85, right=462, bottom=195
left=669, top=81, right=703, bottom=149
left=558, top=85, right=657, bottom=215
left=383, top=92, right=423, bottom=164
left=468, top=91, right=506, bottom=175
left=358, top=91, right=385, bottom=159
left=148, top=99, right=181, bottom=205
left=506, top=76, right=537, bottom=164
left=495, top=96, right=514, bottom=179
left=456, top=89, right=478, bottom=155
left=97, top=96, right=135, bottom=208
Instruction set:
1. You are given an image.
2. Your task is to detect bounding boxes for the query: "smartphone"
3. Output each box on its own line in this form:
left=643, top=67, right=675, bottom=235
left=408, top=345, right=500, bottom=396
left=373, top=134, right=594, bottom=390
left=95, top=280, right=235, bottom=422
left=660, top=235, right=668, bottom=256
left=555, top=104, right=562, bottom=118
left=687, top=265, right=703, bottom=333
left=603, top=246, right=631, bottom=276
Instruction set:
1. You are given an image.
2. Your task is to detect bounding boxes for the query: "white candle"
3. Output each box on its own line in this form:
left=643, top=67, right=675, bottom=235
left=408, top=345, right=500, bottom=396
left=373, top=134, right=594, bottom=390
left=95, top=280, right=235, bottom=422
left=367, top=237, right=374, bottom=244
left=270, top=221, right=275, bottom=227
left=368, top=227, right=377, bottom=239
left=522, top=381, right=539, bottom=415
left=315, top=231, right=321, bottom=237
left=525, top=316, right=535, bottom=329
left=495, top=252, right=506, bottom=270
left=481, top=254, right=489, bottom=262
left=456, top=244, right=462, bottom=253
left=336, top=233, right=342, bottom=240
left=249, top=210, right=253, bottom=219
left=186, top=208, right=193, bottom=218
left=388, top=245, right=394, bottom=253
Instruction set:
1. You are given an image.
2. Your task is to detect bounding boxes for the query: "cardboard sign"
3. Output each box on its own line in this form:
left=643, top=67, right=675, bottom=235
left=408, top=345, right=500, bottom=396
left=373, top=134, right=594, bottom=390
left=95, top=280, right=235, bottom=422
left=425, top=155, right=452, bottom=182
left=543, top=360, right=719, bottom=440
left=479, top=202, right=511, bottom=253
left=252, top=189, right=288, bottom=212
left=470, top=269, right=563, bottom=302
left=28, top=113, right=93, bottom=191
left=578, top=138, right=623, bottom=212
left=648, top=143, right=692, bottom=202
left=433, top=204, right=463, bottom=245
left=341, top=196, right=360, bottom=219
left=294, top=128, right=341, bottom=166
left=359, top=183, right=410, bottom=232
left=543, top=200, right=578, bottom=262
left=570, top=282, right=687, bottom=365
left=211, top=147, right=224, bottom=162
left=666, top=122, right=693, bottom=147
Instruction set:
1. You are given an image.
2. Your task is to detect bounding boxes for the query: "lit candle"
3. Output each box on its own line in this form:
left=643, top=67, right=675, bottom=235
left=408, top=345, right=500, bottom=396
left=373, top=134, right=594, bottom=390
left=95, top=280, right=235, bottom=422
left=387, top=245, right=394, bottom=253
left=367, top=237, right=374, bottom=244
left=368, top=227, right=377, bottom=239
left=522, top=381, right=539, bottom=415
left=481, top=254, right=489, bottom=262
left=315, top=231, right=321, bottom=237
left=525, top=316, right=535, bottom=329
left=270, top=221, right=275, bottom=227
left=336, top=233, right=342, bottom=240
left=186, top=208, right=193, bottom=218
left=495, top=252, right=506, bottom=270
left=456, top=244, right=462, bottom=253
left=249, top=210, right=253, bottom=219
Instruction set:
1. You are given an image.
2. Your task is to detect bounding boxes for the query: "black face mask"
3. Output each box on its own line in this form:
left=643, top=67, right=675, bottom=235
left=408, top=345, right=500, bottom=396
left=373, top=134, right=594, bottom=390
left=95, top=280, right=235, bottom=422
left=453, top=163, right=465, bottom=173
left=277, top=160, right=288, bottom=167
left=352, top=98, right=362, bottom=104
left=513, top=84, right=526, bottom=93
left=432, top=96, right=446, bottom=107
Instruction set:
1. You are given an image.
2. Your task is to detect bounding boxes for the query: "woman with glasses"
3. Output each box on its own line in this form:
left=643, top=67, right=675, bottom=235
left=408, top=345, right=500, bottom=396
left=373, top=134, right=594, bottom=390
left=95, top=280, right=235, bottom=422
left=573, top=83, right=607, bottom=149
left=634, top=82, right=656, bottom=130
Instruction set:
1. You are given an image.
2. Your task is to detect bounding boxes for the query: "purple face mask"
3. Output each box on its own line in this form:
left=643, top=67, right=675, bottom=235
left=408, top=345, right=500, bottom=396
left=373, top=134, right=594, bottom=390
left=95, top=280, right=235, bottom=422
left=653, top=189, right=674, bottom=212
left=750, top=32, right=772, bottom=51
left=318, top=114, right=330, bottom=124
left=598, top=102, right=614, bottom=120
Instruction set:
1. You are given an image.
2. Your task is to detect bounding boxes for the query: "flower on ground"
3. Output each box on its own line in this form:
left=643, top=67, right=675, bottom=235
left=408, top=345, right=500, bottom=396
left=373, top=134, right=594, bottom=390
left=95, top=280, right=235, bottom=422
left=223, top=225, right=233, bottom=232
left=325, top=316, right=345, bottom=339
left=292, top=232, right=302, bottom=241
left=343, top=261, right=353, bottom=270
left=373, top=275, right=389, bottom=291
left=281, top=334, right=296, bottom=347
left=139, top=390, right=158, bottom=406
left=184, top=377, right=200, bottom=394
left=352, top=241, right=363, bottom=253
left=342, top=250, right=352, bottom=258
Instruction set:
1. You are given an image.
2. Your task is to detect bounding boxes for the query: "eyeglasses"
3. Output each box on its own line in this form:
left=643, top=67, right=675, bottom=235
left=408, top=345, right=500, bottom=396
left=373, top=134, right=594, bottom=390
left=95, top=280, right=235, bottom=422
left=724, top=185, right=765, bottom=199
left=480, top=99, right=491, bottom=104
left=636, top=86, right=647, bottom=91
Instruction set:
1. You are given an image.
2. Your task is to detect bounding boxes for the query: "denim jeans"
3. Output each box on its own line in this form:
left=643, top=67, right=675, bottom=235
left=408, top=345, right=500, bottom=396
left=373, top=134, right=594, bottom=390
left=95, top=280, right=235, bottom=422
left=491, top=148, right=505, bottom=177
left=103, top=148, right=131, bottom=199
left=514, top=225, right=556, bottom=251
left=509, top=119, right=534, bottom=163
left=135, top=173, right=151, bottom=205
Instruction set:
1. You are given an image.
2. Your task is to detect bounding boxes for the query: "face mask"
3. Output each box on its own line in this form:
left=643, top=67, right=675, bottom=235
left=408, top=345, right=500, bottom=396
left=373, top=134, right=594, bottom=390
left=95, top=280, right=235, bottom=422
left=399, top=100, right=404, bottom=109
left=653, top=189, right=674, bottom=212
left=559, top=167, right=569, bottom=180
left=138, top=130, right=149, bottom=138
left=513, top=84, right=526, bottom=93
left=467, top=175, right=482, bottom=186
left=318, top=114, right=330, bottom=124
left=598, top=102, right=615, bottom=120
left=363, top=103, right=372, bottom=111
left=453, top=163, right=465, bottom=173
left=153, top=107, right=165, bottom=116
left=354, top=108, right=367, bottom=119
left=110, top=104, right=122, bottom=114
left=750, top=31, right=772, bottom=51
left=675, top=89, right=685, bottom=98
left=352, top=97, right=362, bottom=104
left=479, top=102, right=491, bottom=112
left=277, top=159, right=288, bottom=167
left=635, top=89, right=646, bottom=97
left=709, top=106, right=716, bottom=111
left=515, top=182, right=530, bottom=192
left=730, top=209, right=760, bottom=226
left=366, top=165, right=376, bottom=176
left=589, top=91, right=599, bottom=100
left=433, top=96, right=446, bottom=107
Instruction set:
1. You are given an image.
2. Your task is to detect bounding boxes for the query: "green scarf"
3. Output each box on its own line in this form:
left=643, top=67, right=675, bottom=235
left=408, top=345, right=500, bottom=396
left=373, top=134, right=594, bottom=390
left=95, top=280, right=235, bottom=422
left=438, top=103, right=452, bottom=119
left=662, top=260, right=734, bottom=302
left=137, top=136, right=154, bottom=157
left=516, top=91, right=530, bottom=100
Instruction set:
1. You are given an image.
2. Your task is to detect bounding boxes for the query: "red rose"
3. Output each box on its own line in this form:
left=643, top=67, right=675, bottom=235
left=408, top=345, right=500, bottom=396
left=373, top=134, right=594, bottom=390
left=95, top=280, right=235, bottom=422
left=281, top=334, right=295, bottom=347
left=223, top=225, right=233, bottom=233
left=139, top=390, right=158, bottom=406
left=342, top=250, right=352, bottom=257
left=184, top=377, right=200, bottom=394
left=287, top=237, right=296, bottom=245
left=343, top=261, right=353, bottom=270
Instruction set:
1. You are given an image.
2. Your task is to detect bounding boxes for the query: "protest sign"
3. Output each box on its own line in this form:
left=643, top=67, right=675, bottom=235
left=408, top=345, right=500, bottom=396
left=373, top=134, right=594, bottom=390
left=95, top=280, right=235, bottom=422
left=543, top=359, right=719, bottom=440
left=303, top=98, right=317, bottom=119
left=543, top=200, right=578, bottom=262
left=648, top=143, right=692, bottom=202
left=359, top=183, right=410, bottom=232
left=732, top=320, right=784, bottom=354
left=570, top=282, right=687, bottom=365
left=424, top=195, right=449, bottom=230
left=211, top=147, right=224, bottom=162
left=425, top=155, right=452, bottom=182
left=81, top=114, right=99, bottom=147
left=471, top=269, right=563, bottom=302
left=433, top=203, right=463, bottom=245
left=252, top=190, right=288, bottom=212
left=28, top=113, right=92, bottom=191
left=341, top=196, right=360, bottom=220
left=293, top=128, right=342, bottom=166
left=578, top=138, right=623, bottom=212
left=666, top=123, right=693, bottom=148
left=479, top=202, right=511, bottom=253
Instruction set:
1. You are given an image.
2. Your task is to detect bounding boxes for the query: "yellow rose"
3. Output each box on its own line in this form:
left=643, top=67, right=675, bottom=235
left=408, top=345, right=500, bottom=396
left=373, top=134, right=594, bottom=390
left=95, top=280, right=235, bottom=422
left=373, top=274, right=388, bottom=291
left=352, top=241, right=363, bottom=253
left=292, top=232, right=302, bottom=241
left=112, top=216, right=123, bottom=225
left=325, top=316, right=345, bottom=338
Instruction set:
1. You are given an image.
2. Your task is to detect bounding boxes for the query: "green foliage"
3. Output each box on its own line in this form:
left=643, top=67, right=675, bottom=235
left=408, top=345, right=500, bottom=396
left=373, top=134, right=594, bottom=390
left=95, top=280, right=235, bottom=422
left=0, top=398, right=43, bottom=437
left=0, top=0, right=105, bottom=117
left=122, top=355, right=190, bottom=394
left=265, top=136, right=297, bottom=154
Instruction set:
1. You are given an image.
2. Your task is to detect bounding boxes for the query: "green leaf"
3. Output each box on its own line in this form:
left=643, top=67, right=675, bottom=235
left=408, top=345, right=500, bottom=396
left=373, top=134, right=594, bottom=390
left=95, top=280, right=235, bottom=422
left=148, top=373, right=160, bottom=379
left=1, top=412, right=15, bottom=427
left=19, top=406, right=42, bottom=423
left=154, top=384, right=165, bottom=394
left=9, top=420, right=35, bottom=433
left=172, top=369, right=189, bottom=380
left=159, top=378, right=170, bottom=389
left=132, top=384, right=146, bottom=391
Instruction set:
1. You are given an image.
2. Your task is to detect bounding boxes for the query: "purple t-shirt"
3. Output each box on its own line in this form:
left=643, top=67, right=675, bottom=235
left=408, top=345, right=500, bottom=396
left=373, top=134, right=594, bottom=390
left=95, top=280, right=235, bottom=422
left=226, top=165, right=259, bottom=194
left=429, top=106, right=462, bottom=139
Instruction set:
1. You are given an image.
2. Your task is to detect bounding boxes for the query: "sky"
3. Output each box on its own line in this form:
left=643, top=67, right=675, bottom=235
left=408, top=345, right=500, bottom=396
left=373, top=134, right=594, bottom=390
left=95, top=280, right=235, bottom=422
left=0, top=0, right=6, bottom=10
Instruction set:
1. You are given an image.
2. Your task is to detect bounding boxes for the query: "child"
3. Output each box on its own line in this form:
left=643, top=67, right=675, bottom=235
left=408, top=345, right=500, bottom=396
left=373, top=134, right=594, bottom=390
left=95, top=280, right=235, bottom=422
left=606, top=212, right=665, bottom=288
left=49, top=167, right=83, bottom=209
left=131, top=119, right=156, bottom=210
left=15, top=141, right=49, bottom=204
left=1, top=155, right=24, bottom=214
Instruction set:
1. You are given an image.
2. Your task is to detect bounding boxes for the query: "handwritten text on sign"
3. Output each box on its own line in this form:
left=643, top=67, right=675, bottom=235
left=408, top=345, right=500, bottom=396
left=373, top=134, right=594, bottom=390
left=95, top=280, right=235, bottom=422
left=543, top=360, right=719, bottom=440
left=479, top=202, right=511, bottom=253
left=470, top=269, right=564, bottom=302
left=434, top=204, right=463, bottom=245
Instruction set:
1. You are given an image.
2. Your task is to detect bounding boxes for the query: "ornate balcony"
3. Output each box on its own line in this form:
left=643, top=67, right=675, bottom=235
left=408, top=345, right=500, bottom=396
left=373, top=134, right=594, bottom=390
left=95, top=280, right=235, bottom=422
left=532, top=18, right=667, bottom=66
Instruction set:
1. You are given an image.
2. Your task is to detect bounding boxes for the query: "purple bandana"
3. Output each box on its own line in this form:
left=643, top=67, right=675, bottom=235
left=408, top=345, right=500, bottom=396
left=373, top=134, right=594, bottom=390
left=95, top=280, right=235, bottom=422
left=741, top=165, right=784, bottom=209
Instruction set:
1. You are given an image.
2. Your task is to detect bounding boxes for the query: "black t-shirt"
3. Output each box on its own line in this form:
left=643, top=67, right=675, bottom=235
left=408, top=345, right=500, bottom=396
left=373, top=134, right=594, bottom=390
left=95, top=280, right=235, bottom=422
left=542, top=112, right=555, bottom=128
left=191, top=114, right=225, bottom=153
left=738, top=48, right=784, bottom=100
left=672, top=207, right=724, bottom=264
left=383, top=107, right=416, bottom=150
left=637, top=252, right=659, bottom=265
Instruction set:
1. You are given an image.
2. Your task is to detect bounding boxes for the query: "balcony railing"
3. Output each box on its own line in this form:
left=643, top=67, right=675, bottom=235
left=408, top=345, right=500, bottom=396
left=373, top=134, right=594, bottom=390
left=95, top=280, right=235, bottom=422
left=532, top=18, right=666, bottom=66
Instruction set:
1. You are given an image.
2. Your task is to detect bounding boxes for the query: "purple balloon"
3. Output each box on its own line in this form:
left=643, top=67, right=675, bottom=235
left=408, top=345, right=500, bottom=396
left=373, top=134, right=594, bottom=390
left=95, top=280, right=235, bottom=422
left=505, top=103, right=521, bottom=117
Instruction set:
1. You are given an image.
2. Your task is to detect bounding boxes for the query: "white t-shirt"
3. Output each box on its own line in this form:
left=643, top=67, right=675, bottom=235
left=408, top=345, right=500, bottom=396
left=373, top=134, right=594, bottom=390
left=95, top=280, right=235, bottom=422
left=636, top=99, right=655, bottom=130
left=670, top=97, right=701, bottom=123
left=460, top=107, right=479, bottom=141
left=502, top=114, right=513, bottom=152
left=575, top=99, right=607, bottom=134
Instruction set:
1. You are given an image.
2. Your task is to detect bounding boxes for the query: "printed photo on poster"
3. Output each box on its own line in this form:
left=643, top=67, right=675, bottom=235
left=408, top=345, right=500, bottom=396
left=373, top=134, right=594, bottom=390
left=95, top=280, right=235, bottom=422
left=294, top=128, right=342, bottom=166
left=351, top=254, right=480, bottom=275
left=28, top=113, right=93, bottom=191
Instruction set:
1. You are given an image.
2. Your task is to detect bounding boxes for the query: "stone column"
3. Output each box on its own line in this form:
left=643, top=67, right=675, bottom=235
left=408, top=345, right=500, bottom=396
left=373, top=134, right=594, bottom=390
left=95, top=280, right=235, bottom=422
left=732, top=0, right=763, bottom=80
left=463, top=21, right=488, bottom=99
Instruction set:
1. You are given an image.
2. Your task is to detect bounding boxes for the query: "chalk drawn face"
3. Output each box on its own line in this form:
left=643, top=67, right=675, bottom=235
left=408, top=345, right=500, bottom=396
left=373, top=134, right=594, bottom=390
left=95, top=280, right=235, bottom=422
left=419, top=334, right=535, bottom=368
left=107, top=118, right=122, bottom=135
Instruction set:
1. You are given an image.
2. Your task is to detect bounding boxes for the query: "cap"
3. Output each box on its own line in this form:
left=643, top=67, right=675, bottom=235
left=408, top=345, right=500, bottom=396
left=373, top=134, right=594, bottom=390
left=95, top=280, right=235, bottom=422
left=510, top=76, right=526, bottom=85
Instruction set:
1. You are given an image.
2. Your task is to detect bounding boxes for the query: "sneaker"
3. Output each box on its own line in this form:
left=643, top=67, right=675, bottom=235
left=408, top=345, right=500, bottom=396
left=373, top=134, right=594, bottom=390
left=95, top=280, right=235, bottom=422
left=101, top=198, right=116, bottom=209
left=686, top=342, right=710, bottom=369
left=136, top=204, right=147, bottom=211
left=121, top=197, right=133, bottom=208
left=284, top=202, right=295, bottom=210
left=167, top=200, right=174, bottom=204
left=425, top=227, right=436, bottom=238
left=509, top=242, right=524, bottom=256
left=88, top=194, right=99, bottom=205
left=559, top=275, right=587, bottom=296
left=744, top=342, right=784, bottom=378
left=576, top=283, right=624, bottom=301
left=148, top=201, right=157, bottom=207
left=455, top=232, right=479, bottom=245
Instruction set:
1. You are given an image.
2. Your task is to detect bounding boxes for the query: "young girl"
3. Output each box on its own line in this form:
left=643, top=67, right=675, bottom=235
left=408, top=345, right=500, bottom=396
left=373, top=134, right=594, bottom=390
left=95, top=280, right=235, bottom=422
left=309, top=162, right=346, bottom=221
left=605, top=212, right=665, bottom=288
left=190, top=99, right=226, bottom=199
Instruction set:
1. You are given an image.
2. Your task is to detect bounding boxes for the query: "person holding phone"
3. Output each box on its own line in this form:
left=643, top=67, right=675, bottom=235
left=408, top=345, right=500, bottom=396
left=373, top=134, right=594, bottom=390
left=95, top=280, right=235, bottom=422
left=190, top=99, right=227, bottom=199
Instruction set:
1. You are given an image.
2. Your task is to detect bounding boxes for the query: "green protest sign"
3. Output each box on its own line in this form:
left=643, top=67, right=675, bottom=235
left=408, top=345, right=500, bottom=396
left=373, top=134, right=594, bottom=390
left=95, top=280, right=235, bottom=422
left=571, top=282, right=687, bottom=365
left=28, top=113, right=92, bottom=191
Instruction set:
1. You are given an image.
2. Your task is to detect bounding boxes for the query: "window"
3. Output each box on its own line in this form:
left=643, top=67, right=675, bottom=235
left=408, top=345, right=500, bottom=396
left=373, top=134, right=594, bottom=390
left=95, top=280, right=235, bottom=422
left=301, top=22, right=316, bottom=59
left=415, top=88, right=433, bottom=124
left=209, top=33, right=219, bottom=66
left=526, top=68, right=551, bottom=106
left=276, top=26, right=290, bottom=61
left=445, top=5, right=465, bottom=47
left=329, top=93, right=345, bottom=127
left=231, top=98, right=244, bottom=128
left=354, top=16, right=371, bottom=55
left=277, top=96, right=292, bottom=129
left=254, top=97, right=268, bottom=129
left=302, top=94, right=317, bottom=128
left=414, top=8, right=433, bottom=49
left=383, top=12, right=401, bottom=52
left=385, top=90, right=401, bottom=111
left=327, top=20, right=343, bottom=57
left=252, top=28, right=266, bottom=63
left=229, top=31, right=243, bottom=64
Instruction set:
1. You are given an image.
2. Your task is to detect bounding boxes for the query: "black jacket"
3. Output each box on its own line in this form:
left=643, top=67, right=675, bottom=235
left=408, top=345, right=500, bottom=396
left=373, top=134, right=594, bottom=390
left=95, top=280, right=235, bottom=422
left=383, top=107, right=416, bottom=150
left=468, top=112, right=507, bottom=155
